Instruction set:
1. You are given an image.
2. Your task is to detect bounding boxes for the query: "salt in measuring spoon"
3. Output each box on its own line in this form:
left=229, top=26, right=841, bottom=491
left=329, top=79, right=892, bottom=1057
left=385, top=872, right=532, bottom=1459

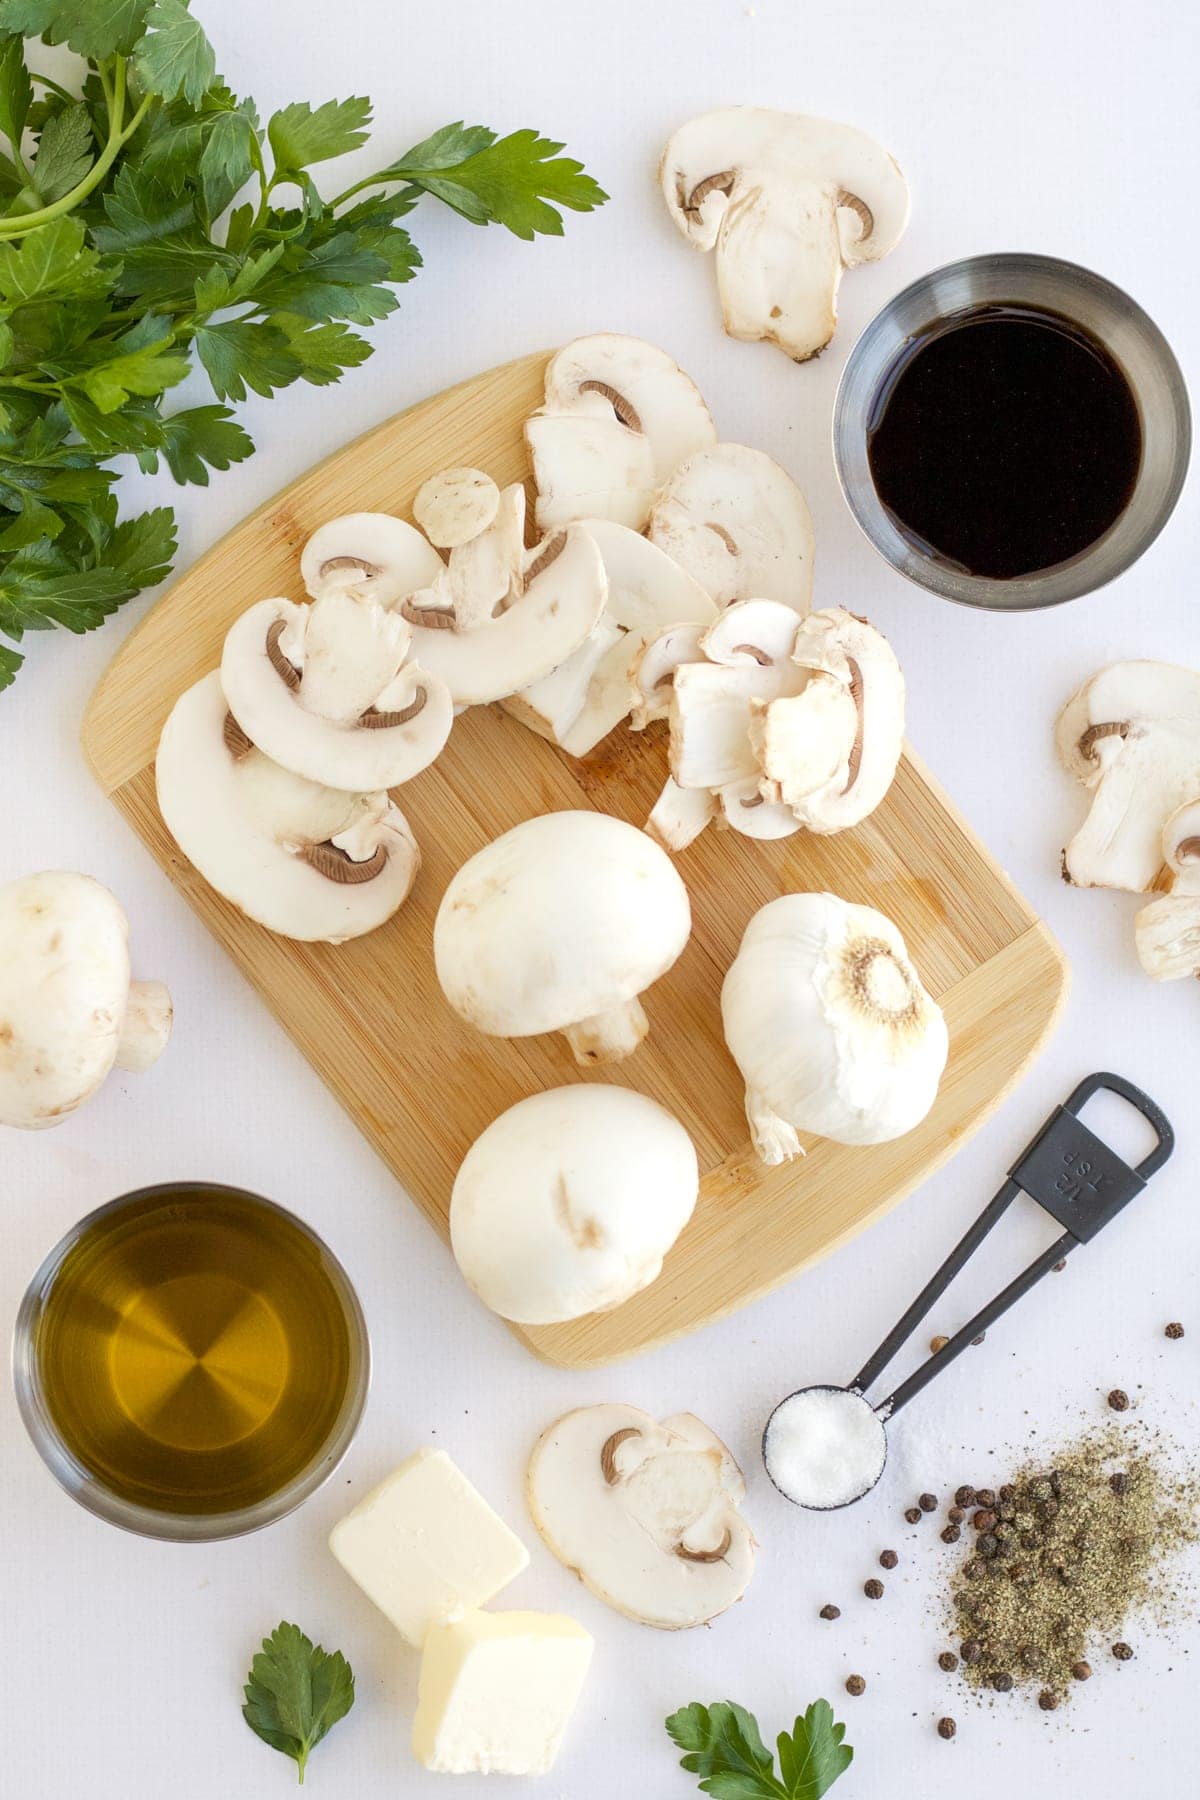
left=763, top=1073, right=1174, bottom=1510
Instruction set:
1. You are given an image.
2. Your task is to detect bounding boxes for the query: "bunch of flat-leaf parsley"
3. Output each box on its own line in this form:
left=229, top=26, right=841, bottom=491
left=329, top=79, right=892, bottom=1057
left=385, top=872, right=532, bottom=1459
left=666, top=1699, right=854, bottom=1799
left=0, top=1, right=606, bottom=690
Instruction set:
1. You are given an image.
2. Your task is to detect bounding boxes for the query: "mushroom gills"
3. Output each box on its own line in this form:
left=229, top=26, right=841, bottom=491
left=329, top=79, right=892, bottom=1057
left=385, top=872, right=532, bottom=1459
left=648, top=442, right=814, bottom=610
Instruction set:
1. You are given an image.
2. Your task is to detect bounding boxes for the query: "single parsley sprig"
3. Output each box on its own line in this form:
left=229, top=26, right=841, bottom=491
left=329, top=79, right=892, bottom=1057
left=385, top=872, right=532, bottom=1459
left=0, top=2, right=606, bottom=690
left=242, top=1620, right=355, bottom=1785
left=666, top=1699, right=854, bottom=1800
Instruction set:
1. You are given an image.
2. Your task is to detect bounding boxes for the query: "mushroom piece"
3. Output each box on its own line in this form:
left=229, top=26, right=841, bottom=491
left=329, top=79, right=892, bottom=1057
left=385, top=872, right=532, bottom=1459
left=0, top=872, right=171, bottom=1130
left=157, top=672, right=419, bottom=943
left=1057, top=661, right=1200, bottom=892
left=722, top=892, right=948, bottom=1164
left=412, top=467, right=499, bottom=549
left=506, top=520, right=717, bottom=756
left=434, top=810, right=691, bottom=1063
left=300, top=511, right=446, bottom=606
left=1134, top=800, right=1200, bottom=981
left=526, top=1404, right=757, bottom=1629
left=399, top=525, right=607, bottom=708
left=648, top=443, right=814, bottom=610
left=526, top=333, right=716, bottom=532
left=221, top=592, right=454, bottom=790
left=450, top=1086, right=698, bottom=1324
left=660, top=108, right=910, bottom=362
left=629, top=619, right=709, bottom=730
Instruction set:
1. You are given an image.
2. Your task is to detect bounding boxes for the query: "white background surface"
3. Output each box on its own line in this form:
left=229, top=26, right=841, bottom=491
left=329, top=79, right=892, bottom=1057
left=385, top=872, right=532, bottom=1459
left=2, top=2, right=1198, bottom=1796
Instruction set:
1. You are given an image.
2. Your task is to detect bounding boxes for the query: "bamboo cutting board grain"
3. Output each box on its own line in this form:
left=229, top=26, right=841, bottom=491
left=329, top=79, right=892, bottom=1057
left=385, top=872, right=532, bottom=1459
left=82, top=351, right=1069, bottom=1368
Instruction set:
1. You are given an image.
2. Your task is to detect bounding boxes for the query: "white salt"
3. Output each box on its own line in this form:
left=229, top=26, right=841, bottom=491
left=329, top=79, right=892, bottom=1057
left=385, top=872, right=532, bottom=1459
left=763, top=1385, right=887, bottom=1509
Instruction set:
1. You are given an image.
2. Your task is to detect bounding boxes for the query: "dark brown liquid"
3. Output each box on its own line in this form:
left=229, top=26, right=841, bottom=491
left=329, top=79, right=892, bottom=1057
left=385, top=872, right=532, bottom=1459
left=866, top=305, right=1142, bottom=578
left=34, top=1189, right=355, bottom=1516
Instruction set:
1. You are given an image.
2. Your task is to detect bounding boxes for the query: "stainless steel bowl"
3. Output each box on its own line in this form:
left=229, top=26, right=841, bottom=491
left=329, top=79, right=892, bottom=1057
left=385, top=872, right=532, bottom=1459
left=833, top=253, right=1191, bottom=610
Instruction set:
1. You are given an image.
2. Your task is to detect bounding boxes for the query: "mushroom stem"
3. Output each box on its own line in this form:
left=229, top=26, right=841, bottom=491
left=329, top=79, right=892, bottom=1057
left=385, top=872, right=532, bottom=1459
left=563, top=997, right=650, bottom=1065
left=115, top=980, right=173, bottom=1073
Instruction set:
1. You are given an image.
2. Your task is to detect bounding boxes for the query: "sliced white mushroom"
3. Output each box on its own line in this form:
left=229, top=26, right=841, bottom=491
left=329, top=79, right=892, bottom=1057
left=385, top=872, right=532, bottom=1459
left=629, top=620, right=709, bottom=730
left=648, top=443, right=814, bottom=610
left=505, top=618, right=625, bottom=746
left=717, top=778, right=803, bottom=840
left=434, top=811, right=691, bottom=1063
left=526, top=333, right=716, bottom=532
left=660, top=108, right=910, bottom=362
left=1057, top=661, right=1200, bottom=892
left=0, top=873, right=171, bottom=1130
left=646, top=777, right=719, bottom=852
left=398, top=526, right=607, bottom=708
left=157, top=672, right=419, bottom=943
left=450, top=1086, right=698, bottom=1324
left=670, top=660, right=791, bottom=790
left=221, top=594, right=453, bottom=790
left=412, top=467, right=499, bottom=549
left=300, top=512, right=445, bottom=606
left=527, top=1404, right=756, bottom=1629
left=1134, top=800, right=1200, bottom=981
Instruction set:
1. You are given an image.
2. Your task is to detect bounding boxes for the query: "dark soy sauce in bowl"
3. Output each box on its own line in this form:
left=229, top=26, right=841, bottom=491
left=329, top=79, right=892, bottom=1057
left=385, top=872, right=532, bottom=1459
left=866, top=305, right=1142, bottom=579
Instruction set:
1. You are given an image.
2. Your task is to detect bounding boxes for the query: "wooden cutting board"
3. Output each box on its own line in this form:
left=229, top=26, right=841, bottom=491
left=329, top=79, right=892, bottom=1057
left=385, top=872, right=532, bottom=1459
left=82, top=350, right=1069, bottom=1369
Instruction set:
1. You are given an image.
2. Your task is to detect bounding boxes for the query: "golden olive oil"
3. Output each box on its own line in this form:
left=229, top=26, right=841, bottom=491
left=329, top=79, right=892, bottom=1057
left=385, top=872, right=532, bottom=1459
left=31, top=1187, right=358, bottom=1517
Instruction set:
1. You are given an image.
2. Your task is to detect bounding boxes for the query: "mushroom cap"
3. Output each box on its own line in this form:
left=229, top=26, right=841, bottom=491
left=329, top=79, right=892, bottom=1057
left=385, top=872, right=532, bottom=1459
left=221, top=595, right=453, bottom=790
left=648, top=443, right=814, bottom=610
left=774, top=607, right=905, bottom=833
left=0, top=873, right=133, bottom=1128
left=300, top=512, right=445, bottom=606
left=412, top=467, right=500, bottom=549
left=157, top=672, right=419, bottom=943
left=434, top=811, right=691, bottom=1039
left=527, top=333, right=716, bottom=532
left=450, top=1086, right=698, bottom=1324
left=660, top=108, right=910, bottom=361
left=1057, top=660, right=1200, bottom=891
left=526, top=1403, right=756, bottom=1628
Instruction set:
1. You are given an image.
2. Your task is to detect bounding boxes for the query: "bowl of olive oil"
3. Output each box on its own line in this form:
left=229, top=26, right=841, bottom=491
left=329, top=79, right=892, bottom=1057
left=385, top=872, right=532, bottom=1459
left=12, top=1184, right=369, bottom=1540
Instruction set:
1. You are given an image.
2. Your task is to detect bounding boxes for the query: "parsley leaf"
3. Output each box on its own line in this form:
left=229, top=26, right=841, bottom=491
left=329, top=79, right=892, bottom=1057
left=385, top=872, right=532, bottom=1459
left=385, top=123, right=608, bottom=238
left=133, top=0, right=215, bottom=107
left=194, top=319, right=300, bottom=402
left=242, top=1621, right=355, bottom=1786
left=0, top=34, right=32, bottom=148
left=143, top=403, right=253, bottom=485
left=0, top=2, right=153, bottom=59
left=268, top=96, right=371, bottom=173
left=666, top=1699, right=853, bottom=1800
left=31, top=102, right=93, bottom=202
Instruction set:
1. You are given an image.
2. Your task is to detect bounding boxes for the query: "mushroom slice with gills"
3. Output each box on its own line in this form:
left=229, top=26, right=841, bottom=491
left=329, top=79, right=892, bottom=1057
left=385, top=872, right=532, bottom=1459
left=630, top=620, right=709, bottom=730
left=0, top=873, right=172, bottom=1130
left=221, top=594, right=453, bottom=791
left=722, top=892, right=948, bottom=1164
left=1057, top=661, right=1200, bottom=892
left=446, top=482, right=527, bottom=623
left=526, top=1404, right=757, bottom=1629
left=648, top=443, right=814, bottom=610
left=435, top=811, right=691, bottom=1064
left=506, top=521, right=717, bottom=754
left=526, top=333, right=716, bottom=532
left=412, top=467, right=499, bottom=549
left=764, top=607, right=904, bottom=832
left=659, top=108, right=910, bottom=362
left=300, top=512, right=445, bottom=606
left=1134, top=800, right=1200, bottom=981
left=718, top=777, right=801, bottom=841
left=156, top=672, right=419, bottom=943
left=669, top=649, right=807, bottom=791
left=400, top=525, right=607, bottom=708
left=647, top=777, right=720, bottom=852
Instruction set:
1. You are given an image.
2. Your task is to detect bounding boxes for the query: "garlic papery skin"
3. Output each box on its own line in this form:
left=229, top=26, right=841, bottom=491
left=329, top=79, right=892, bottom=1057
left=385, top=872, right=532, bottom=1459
left=720, top=892, right=948, bottom=1164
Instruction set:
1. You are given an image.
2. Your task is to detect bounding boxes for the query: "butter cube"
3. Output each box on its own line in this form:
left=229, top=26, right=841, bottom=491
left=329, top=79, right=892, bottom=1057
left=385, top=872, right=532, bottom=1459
left=329, top=1448, right=529, bottom=1647
left=413, top=1608, right=593, bottom=1775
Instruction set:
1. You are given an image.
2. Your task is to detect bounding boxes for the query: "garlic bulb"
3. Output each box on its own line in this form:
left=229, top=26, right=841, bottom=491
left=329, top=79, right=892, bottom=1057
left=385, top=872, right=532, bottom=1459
left=721, top=892, right=948, bottom=1164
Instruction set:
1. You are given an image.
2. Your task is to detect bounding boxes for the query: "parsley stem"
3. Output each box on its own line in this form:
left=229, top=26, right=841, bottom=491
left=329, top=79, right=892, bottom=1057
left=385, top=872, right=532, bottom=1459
left=30, top=71, right=77, bottom=106
left=0, top=64, right=152, bottom=242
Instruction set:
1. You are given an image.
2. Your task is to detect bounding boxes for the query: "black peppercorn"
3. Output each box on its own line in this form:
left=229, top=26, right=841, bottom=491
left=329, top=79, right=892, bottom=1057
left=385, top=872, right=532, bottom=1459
left=919, top=1492, right=938, bottom=1513
left=845, top=1674, right=866, bottom=1696
left=999, top=1484, right=1015, bottom=1505
left=904, top=1506, right=923, bottom=1524
left=948, top=1505, right=965, bottom=1525
left=879, top=1549, right=899, bottom=1569
left=938, top=1651, right=959, bottom=1672
left=973, top=1509, right=997, bottom=1533
left=1038, top=1689, right=1059, bottom=1711
left=963, top=1558, right=984, bottom=1580
left=1112, top=1641, right=1134, bottom=1660
left=955, top=1485, right=976, bottom=1507
left=941, top=1523, right=961, bottom=1544
left=936, top=1717, right=956, bottom=1740
left=864, top=1578, right=884, bottom=1599
left=1039, top=1498, right=1059, bottom=1522
left=977, top=1533, right=998, bottom=1558
left=1165, top=1321, right=1185, bottom=1339
left=1072, top=1661, right=1092, bottom=1681
left=960, top=1639, right=982, bottom=1663
left=1110, top=1471, right=1130, bottom=1497
left=819, top=1604, right=840, bottom=1620
left=990, top=1671, right=1013, bottom=1693
left=1108, top=1388, right=1130, bottom=1412
left=994, top=1520, right=1014, bottom=1540
left=975, top=1488, right=996, bottom=1507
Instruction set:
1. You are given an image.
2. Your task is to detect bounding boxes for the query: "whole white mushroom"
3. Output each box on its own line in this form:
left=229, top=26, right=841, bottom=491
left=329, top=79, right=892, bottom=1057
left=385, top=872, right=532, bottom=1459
left=434, top=811, right=691, bottom=1063
left=450, top=1085, right=699, bottom=1324
left=0, top=872, right=171, bottom=1129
